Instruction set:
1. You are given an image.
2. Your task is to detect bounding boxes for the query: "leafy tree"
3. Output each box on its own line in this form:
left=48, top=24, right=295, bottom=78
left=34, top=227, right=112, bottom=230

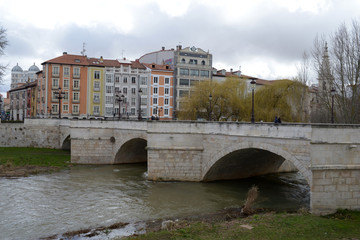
left=0, top=26, right=7, bottom=84
left=253, top=80, right=308, bottom=122
left=179, top=77, right=248, bottom=121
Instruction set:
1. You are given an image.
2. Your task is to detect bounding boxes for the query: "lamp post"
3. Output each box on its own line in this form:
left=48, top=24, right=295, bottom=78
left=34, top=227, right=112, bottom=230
left=138, top=88, right=142, bottom=121
left=0, top=97, right=2, bottom=120
left=115, top=90, right=125, bottom=120
left=250, top=78, right=257, bottom=123
left=208, top=93, right=212, bottom=121
left=54, top=87, right=64, bottom=119
left=331, top=87, right=336, bottom=123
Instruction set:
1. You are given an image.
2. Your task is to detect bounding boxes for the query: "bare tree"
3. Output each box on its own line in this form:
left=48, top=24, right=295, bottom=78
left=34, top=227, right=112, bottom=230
left=0, top=26, right=8, bottom=84
left=310, top=20, right=360, bottom=123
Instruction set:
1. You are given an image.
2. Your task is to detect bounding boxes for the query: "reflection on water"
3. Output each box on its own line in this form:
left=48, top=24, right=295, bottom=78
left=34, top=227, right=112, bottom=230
left=0, top=164, right=309, bottom=239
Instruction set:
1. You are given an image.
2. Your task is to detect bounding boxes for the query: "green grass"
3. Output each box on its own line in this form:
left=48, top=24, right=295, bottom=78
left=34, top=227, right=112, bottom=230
left=125, top=210, right=360, bottom=240
left=0, top=147, right=71, bottom=168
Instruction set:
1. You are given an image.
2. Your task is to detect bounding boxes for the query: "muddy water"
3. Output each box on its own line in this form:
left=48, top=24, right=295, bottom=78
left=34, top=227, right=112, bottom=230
left=0, top=164, right=309, bottom=239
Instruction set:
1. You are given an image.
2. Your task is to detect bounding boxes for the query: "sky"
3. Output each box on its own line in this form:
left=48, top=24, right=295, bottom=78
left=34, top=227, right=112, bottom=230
left=0, top=0, right=359, bottom=95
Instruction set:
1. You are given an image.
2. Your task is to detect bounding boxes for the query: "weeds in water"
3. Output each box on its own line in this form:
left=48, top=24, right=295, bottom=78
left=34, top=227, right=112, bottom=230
left=242, top=185, right=259, bottom=215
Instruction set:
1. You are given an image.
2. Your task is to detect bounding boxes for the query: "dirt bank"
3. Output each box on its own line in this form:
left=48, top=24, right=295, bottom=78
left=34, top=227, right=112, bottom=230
left=0, top=164, right=60, bottom=177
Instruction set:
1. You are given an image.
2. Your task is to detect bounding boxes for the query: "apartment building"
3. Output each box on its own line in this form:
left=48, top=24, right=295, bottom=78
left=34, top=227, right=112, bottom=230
left=9, top=81, right=37, bottom=120
left=143, top=63, right=174, bottom=120
left=10, top=63, right=40, bottom=89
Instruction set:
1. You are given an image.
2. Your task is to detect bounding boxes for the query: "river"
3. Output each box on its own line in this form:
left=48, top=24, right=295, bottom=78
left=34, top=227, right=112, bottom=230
left=0, top=164, right=309, bottom=239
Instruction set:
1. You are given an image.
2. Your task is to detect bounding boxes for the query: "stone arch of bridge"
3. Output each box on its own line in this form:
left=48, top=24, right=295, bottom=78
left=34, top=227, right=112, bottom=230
left=114, top=137, right=148, bottom=164
left=202, top=141, right=310, bottom=184
left=61, top=135, right=71, bottom=151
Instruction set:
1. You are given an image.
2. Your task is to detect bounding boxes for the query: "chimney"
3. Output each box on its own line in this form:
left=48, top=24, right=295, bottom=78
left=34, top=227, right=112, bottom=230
left=63, top=52, right=67, bottom=55
left=230, top=68, right=233, bottom=73
left=162, top=46, right=165, bottom=50
left=100, top=56, right=103, bottom=63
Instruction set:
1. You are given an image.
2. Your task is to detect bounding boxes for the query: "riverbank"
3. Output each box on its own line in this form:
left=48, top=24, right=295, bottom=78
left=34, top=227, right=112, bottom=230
left=46, top=208, right=360, bottom=240
left=0, top=147, right=71, bottom=177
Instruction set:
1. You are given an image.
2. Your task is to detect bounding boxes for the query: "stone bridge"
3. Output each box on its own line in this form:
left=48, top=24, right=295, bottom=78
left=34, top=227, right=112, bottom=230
left=1, top=118, right=359, bottom=214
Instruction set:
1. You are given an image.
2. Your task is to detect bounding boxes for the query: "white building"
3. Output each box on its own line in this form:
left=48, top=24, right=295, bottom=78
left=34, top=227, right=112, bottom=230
left=10, top=63, right=40, bottom=89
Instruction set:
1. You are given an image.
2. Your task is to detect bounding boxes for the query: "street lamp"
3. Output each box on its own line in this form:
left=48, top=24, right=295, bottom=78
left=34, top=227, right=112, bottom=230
left=115, top=90, right=125, bottom=120
left=0, top=97, right=3, bottom=120
left=250, top=78, right=257, bottom=123
left=54, top=87, right=64, bottom=119
left=331, top=87, right=336, bottom=123
left=138, top=88, right=142, bottom=121
left=208, top=93, right=212, bottom=121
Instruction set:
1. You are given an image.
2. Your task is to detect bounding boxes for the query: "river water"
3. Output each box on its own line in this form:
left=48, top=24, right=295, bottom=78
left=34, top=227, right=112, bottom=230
left=0, top=164, right=309, bottom=240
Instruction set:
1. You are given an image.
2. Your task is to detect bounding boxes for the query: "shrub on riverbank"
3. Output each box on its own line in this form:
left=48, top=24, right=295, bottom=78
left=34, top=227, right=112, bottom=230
left=0, top=147, right=71, bottom=177
left=123, top=209, right=360, bottom=240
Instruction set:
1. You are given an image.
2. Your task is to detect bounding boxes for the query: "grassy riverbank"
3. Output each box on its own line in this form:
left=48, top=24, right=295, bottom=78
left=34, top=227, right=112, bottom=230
left=123, top=209, right=360, bottom=240
left=0, top=147, right=71, bottom=177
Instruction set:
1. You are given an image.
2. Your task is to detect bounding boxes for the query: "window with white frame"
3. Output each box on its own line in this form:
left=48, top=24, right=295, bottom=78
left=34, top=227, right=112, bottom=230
left=94, top=81, right=100, bottom=90
left=73, top=92, right=80, bottom=101
left=165, top=77, right=170, bottom=85
left=73, top=79, right=80, bottom=89
left=131, top=88, right=136, bottom=94
left=64, top=67, right=70, bottom=76
left=153, top=98, right=158, bottom=105
left=152, top=108, right=157, bottom=114
left=52, top=66, right=59, bottom=76
left=63, top=92, right=69, bottom=101
left=165, top=98, right=169, bottom=105
left=52, top=78, right=59, bottom=88
left=153, top=76, right=158, bottom=84
left=63, top=79, right=69, bottom=89
left=105, top=107, right=113, bottom=115
left=93, top=106, right=100, bottom=115
left=165, top=88, right=169, bottom=95
left=72, top=104, right=79, bottom=113
left=153, top=87, right=158, bottom=94
left=131, top=97, right=136, bottom=106
left=123, top=77, right=127, bottom=83
left=93, top=93, right=100, bottom=103
left=63, top=104, right=69, bottom=112
left=106, top=86, right=113, bottom=94
left=115, top=75, right=120, bottom=83
left=123, top=87, right=127, bottom=94
left=106, top=96, right=113, bottom=104
left=131, top=77, right=136, bottom=83
left=164, top=108, right=169, bottom=116
left=73, top=67, right=80, bottom=77
left=106, top=74, right=112, bottom=83
left=52, top=104, right=59, bottom=113
left=140, top=77, right=147, bottom=85
left=131, top=108, right=135, bottom=115
left=52, top=91, right=58, bottom=101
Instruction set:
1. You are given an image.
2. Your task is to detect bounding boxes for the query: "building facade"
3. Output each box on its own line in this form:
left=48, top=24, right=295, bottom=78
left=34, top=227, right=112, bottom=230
left=10, top=63, right=40, bottom=89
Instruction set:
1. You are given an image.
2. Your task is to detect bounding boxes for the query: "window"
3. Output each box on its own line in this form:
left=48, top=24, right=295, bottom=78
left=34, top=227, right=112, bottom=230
left=200, top=70, right=209, bottom=77
left=63, top=79, right=69, bottom=89
left=73, top=79, right=80, bottom=89
left=190, top=79, right=199, bottom=86
left=63, top=104, right=69, bottom=112
left=52, top=104, right=58, bottom=113
left=153, top=98, right=158, bottom=104
left=165, top=88, right=169, bottom=95
left=165, top=98, right=169, bottom=105
left=131, top=88, right=136, bottom=94
left=131, top=97, right=136, bottom=106
left=106, top=74, right=112, bottom=83
left=73, top=105, right=79, bottom=113
left=93, top=93, right=100, bottom=103
left=106, top=107, right=113, bottom=115
left=93, top=106, right=100, bottom=115
left=141, top=88, right=147, bottom=95
left=52, top=66, right=59, bottom=76
left=106, top=86, right=113, bottom=94
left=94, top=81, right=100, bottom=90
left=115, top=75, right=120, bottom=83
left=180, top=68, right=189, bottom=76
left=140, top=77, right=147, bottom=85
left=181, top=58, right=185, bottom=63
left=179, top=90, right=188, bottom=97
left=64, top=67, right=70, bottom=76
left=63, top=92, right=69, bottom=101
left=73, top=67, right=80, bottom=77
left=153, top=77, right=158, bottom=84
left=190, top=69, right=199, bottom=76
left=123, top=87, right=127, bottom=94
left=52, top=78, right=59, bottom=88
left=180, top=79, right=189, bottom=86
left=153, top=108, right=157, bottom=114
left=51, top=91, right=58, bottom=101
left=131, top=77, right=136, bottom=83
left=94, top=71, right=100, bottom=79
left=189, top=59, right=197, bottom=65
left=123, top=77, right=127, bottom=83
left=165, top=77, right=170, bottom=85
left=164, top=108, right=169, bottom=116
left=153, top=87, right=158, bottom=94
left=106, top=96, right=113, bottom=104
left=131, top=108, right=135, bottom=115
left=73, top=92, right=80, bottom=102
left=201, top=60, right=206, bottom=65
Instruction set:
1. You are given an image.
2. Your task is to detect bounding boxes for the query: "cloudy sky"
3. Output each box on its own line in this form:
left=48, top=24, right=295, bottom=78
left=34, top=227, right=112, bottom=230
left=0, top=0, right=359, bottom=94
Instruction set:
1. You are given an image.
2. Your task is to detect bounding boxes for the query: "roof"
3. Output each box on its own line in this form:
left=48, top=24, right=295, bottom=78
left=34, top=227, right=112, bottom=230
left=131, top=60, right=146, bottom=69
left=42, top=53, right=89, bottom=66
left=8, top=81, right=37, bottom=92
left=143, top=63, right=173, bottom=71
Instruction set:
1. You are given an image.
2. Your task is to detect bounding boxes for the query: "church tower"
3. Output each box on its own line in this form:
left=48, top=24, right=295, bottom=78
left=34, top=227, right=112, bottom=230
left=318, top=42, right=334, bottom=93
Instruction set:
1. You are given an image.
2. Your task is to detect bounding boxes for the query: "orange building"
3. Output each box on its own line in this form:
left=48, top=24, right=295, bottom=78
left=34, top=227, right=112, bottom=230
left=41, top=52, right=89, bottom=118
left=143, top=63, right=174, bottom=120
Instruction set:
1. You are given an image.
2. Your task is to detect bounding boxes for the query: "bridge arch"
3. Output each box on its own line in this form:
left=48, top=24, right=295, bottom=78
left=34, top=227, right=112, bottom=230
left=61, top=135, right=71, bottom=151
left=202, top=141, right=310, bottom=184
left=114, top=138, right=147, bottom=164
